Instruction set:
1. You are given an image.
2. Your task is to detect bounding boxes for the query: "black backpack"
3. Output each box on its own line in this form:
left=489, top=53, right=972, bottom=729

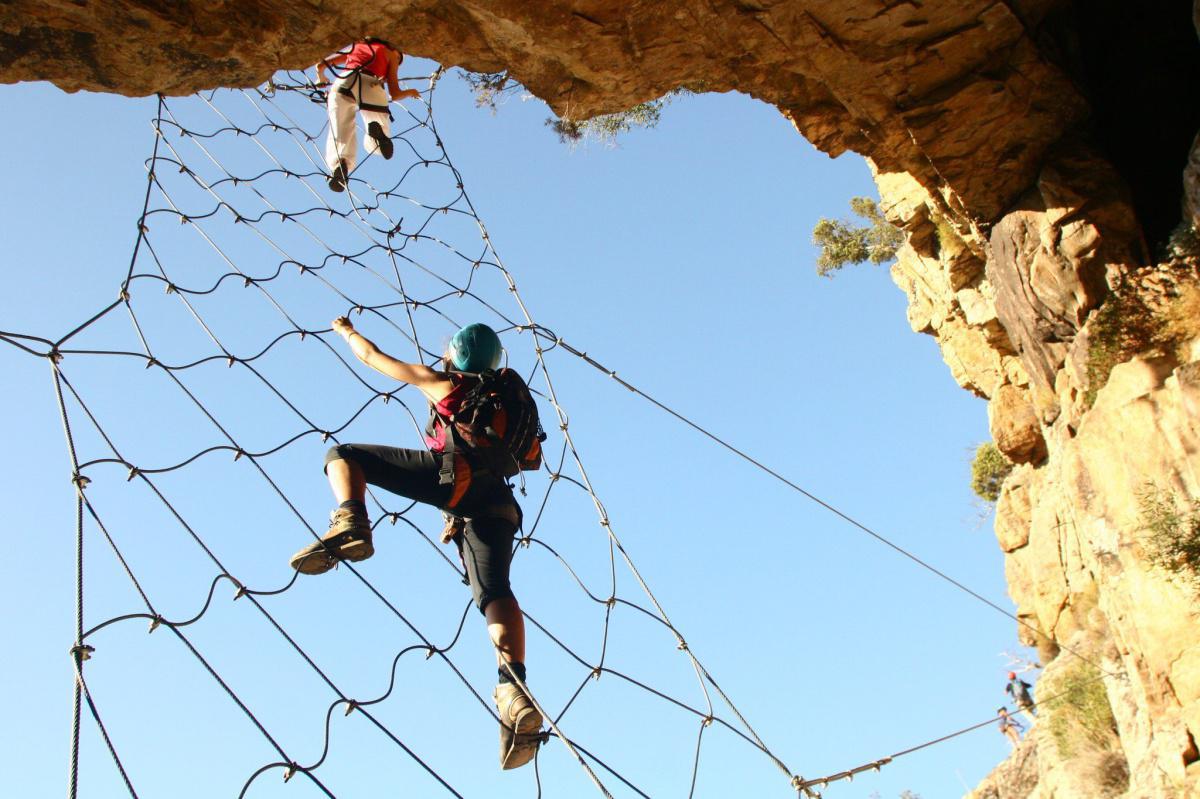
left=432, top=369, right=545, bottom=479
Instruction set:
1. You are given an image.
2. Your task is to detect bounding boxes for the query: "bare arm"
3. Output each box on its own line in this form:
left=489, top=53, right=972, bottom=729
left=386, top=49, right=420, bottom=101
left=315, top=52, right=349, bottom=86
left=332, top=316, right=452, bottom=402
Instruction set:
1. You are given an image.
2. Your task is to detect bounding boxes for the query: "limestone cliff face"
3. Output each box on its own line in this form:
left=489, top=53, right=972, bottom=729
left=3, top=2, right=1200, bottom=796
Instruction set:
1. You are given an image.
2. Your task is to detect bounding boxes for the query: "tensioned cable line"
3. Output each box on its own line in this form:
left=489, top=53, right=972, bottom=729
left=518, top=324, right=1119, bottom=680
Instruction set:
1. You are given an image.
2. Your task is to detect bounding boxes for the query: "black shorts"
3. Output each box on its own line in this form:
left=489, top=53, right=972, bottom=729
left=326, top=443, right=519, bottom=612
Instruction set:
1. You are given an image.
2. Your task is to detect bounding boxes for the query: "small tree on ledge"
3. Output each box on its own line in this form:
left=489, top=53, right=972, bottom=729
left=812, top=197, right=904, bottom=277
left=972, top=442, right=1014, bottom=503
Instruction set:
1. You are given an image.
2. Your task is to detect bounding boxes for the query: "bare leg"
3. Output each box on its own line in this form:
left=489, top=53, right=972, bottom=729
left=326, top=457, right=366, bottom=504
left=486, top=597, right=526, bottom=666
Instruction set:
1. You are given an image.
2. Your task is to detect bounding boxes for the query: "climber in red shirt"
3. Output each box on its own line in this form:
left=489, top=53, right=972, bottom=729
left=315, top=37, right=421, bottom=192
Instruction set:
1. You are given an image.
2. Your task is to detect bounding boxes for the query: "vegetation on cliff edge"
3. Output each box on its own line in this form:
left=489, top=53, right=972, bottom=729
left=971, top=442, right=1013, bottom=503
left=811, top=197, right=903, bottom=277
left=1138, top=484, right=1200, bottom=590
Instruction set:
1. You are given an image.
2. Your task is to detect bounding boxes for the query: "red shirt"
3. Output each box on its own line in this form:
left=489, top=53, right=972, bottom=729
left=344, top=41, right=391, bottom=79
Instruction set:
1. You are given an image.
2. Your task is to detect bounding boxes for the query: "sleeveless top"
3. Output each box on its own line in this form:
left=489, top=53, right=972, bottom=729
left=424, top=375, right=474, bottom=452
left=344, top=41, right=390, bottom=79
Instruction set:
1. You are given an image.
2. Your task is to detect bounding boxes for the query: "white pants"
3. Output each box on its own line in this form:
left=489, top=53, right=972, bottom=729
left=324, top=72, right=391, bottom=174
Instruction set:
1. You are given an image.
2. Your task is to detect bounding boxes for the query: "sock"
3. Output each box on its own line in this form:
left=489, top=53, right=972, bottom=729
left=499, top=662, right=527, bottom=685
left=339, top=499, right=367, bottom=517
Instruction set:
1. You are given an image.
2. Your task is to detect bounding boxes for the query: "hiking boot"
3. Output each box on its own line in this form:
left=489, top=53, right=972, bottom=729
left=367, top=121, right=394, bottom=160
left=288, top=507, right=373, bottom=575
left=493, top=681, right=543, bottom=770
left=327, top=159, right=349, bottom=192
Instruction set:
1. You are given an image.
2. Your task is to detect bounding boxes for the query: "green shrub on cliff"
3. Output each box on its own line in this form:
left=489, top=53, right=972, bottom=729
left=460, top=69, right=695, bottom=145
left=1083, top=290, right=1161, bottom=409
left=1084, top=275, right=1200, bottom=409
left=1138, top=485, right=1200, bottom=589
left=546, top=99, right=667, bottom=144
left=970, top=442, right=1013, bottom=503
left=1044, top=662, right=1118, bottom=758
left=812, top=197, right=904, bottom=277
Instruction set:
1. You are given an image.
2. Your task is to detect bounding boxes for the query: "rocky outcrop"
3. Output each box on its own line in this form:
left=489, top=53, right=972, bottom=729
left=2, top=2, right=1200, bottom=797
left=895, top=164, right=1200, bottom=797
left=1, top=1, right=1088, bottom=227
left=966, top=734, right=1039, bottom=799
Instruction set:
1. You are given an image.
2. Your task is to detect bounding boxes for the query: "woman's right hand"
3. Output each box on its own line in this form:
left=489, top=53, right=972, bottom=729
left=332, top=316, right=355, bottom=338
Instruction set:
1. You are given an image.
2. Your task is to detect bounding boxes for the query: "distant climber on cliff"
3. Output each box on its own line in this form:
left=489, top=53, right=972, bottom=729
left=997, top=707, right=1025, bottom=748
left=1005, top=671, right=1036, bottom=718
left=314, top=37, right=421, bottom=192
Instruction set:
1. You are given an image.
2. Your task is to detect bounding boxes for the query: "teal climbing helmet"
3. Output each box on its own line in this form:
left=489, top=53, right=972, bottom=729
left=448, top=323, right=502, bottom=372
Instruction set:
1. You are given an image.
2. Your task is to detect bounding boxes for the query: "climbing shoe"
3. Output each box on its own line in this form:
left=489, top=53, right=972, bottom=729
left=288, top=507, right=373, bottom=575
left=493, top=681, right=544, bottom=770
left=367, top=121, right=394, bottom=160
left=327, top=159, right=349, bottom=193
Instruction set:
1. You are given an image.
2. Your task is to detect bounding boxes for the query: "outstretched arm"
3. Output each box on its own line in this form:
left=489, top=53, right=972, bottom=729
left=332, top=316, right=451, bottom=401
left=386, top=49, right=420, bottom=101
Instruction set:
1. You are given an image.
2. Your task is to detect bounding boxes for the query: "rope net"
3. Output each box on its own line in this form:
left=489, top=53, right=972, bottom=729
left=15, top=69, right=808, bottom=798
left=2, top=64, right=1113, bottom=799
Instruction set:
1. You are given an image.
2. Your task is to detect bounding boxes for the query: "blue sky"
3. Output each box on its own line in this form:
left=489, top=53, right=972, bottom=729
left=1, top=58, right=1028, bottom=798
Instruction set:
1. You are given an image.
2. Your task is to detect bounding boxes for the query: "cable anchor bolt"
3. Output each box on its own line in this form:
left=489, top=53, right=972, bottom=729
left=232, top=582, right=248, bottom=600
left=70, top=644, right=95, bottom=662
left=676, top=639, right=688, bottom=651
left=126, top=467, right=140, bottom=481
left=71, top=473, right=90, bottom=490
left=425, top=646, right=437, bottom=660
left=389, top=513, right=400, bottom=525
left=148, top=615, right=162, bottom=633
left=344, top=700, right=358, bottom=716
left=282, top=764, right=299, bottom=782
left=591, top=666, right=602, bottom=680
left=702, top=715, right=713, bottom=727
left=233, top=448, right=245, bottom=461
